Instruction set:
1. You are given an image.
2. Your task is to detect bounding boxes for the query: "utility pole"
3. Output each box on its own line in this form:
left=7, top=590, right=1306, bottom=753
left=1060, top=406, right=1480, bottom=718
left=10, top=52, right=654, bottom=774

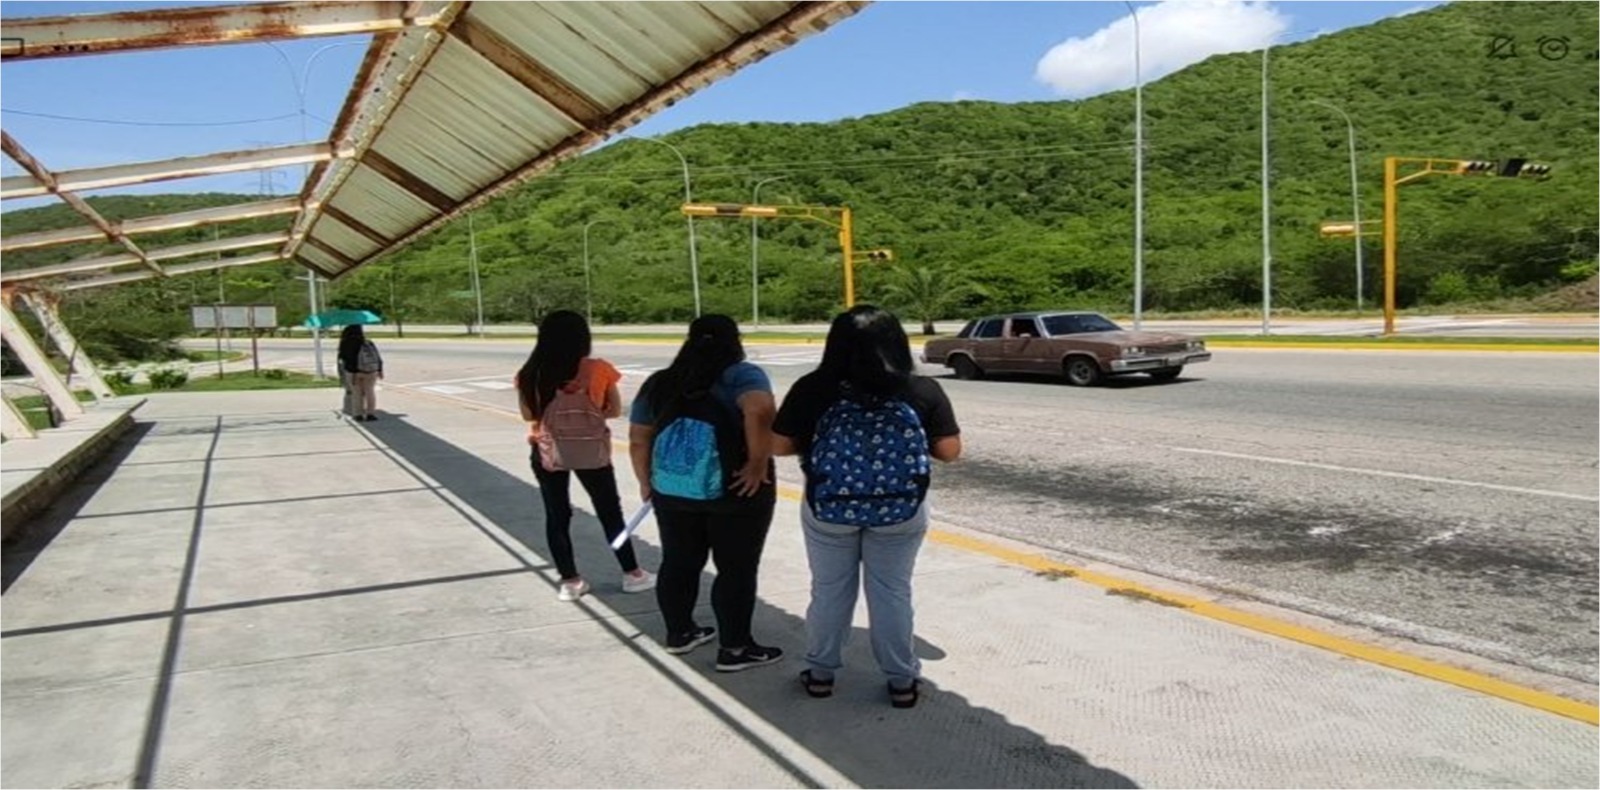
left=1261, top=43, right=1273, bottom=335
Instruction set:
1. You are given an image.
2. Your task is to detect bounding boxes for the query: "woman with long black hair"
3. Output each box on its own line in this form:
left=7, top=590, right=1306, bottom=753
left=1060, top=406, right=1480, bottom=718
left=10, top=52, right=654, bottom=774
left=628, top=314, right=782, bottom=671
left=337, top=324, right=383, bottom=421
left=515, top=310, right=655, bottom=602
left=772, top=305, right=962, bottom=708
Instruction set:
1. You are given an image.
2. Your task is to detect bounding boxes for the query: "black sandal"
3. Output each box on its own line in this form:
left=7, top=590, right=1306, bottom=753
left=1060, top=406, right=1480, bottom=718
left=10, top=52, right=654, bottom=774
left=888, top=679, right=920, bottom=709
left=800, top=670, right=834, bottom=699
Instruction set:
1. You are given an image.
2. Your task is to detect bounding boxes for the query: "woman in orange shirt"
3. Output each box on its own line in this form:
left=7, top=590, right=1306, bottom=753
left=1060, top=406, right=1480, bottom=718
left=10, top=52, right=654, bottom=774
left=515, top=310, right=656, bottom=602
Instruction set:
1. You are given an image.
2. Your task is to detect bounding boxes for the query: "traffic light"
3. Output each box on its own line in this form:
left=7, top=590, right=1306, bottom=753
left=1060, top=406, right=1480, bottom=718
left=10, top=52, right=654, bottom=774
left=1461, top=160, right=1496, bottom=174
left=1510, top=161, right=1548, bottom=178
left=862, top=249, right=894, bottom=261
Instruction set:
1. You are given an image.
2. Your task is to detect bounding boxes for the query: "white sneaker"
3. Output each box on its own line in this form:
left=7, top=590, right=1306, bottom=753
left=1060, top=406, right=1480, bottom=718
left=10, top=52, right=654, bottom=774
left=621, top=570, right=657, bottom=594
left=557, top=578, right=591, bottom=602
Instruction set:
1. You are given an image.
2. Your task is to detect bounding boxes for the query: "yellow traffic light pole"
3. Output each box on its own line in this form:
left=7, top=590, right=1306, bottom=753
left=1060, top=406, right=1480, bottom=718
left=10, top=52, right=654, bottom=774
left=682, top=203, right=889, bottom=308
left=1381, top=156, right=1550, bottom=335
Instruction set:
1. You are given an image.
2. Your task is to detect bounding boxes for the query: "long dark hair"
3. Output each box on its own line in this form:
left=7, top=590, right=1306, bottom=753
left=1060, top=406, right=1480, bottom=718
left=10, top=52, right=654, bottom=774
left=516, top=310, right=591, bottom=418
left=816, top=304, right=914, bottom=398
left=338, top=324, right=365, bottom=361
left=644, top=314, right=746, bottom=415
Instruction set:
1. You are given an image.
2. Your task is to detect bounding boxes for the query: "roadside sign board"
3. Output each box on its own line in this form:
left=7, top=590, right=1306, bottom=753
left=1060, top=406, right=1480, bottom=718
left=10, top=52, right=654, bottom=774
left=191, top=305, right=276, bottom=330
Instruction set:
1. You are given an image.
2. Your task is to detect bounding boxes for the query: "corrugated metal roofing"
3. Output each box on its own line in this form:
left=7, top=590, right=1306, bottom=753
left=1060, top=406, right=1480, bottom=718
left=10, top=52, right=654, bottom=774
left=292, top=0, right=868, bottom=280
left=0, top=1, right=868, bottom=289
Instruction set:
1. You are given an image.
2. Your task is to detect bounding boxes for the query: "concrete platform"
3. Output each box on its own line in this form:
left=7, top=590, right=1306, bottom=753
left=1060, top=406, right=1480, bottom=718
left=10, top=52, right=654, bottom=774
left=1, top=397, right=145, bottom=539
left=1, top=389, right=1595, bottom=788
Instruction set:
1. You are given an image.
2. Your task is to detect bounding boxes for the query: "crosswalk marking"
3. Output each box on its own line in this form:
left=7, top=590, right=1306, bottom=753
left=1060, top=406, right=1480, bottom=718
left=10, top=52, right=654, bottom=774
left=470, top=380, right=515, bottom=390
left=421, top=384, right=476, bottom=395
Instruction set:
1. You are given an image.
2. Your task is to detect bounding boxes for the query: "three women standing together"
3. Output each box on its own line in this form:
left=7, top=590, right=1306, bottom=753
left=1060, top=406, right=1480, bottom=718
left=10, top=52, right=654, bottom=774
left=517, top=306, right=961, bottom=707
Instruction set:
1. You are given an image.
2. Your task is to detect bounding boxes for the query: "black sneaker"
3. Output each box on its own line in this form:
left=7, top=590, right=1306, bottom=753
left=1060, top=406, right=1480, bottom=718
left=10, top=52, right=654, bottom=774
left=665, top=626, right=716, bottom=655
left=715, top=644, right=783, bottom=672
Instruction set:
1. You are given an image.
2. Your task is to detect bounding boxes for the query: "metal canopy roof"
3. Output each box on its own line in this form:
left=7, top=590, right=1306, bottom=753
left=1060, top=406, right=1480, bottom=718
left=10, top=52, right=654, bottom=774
left=0, top=0, right=866, bottom=291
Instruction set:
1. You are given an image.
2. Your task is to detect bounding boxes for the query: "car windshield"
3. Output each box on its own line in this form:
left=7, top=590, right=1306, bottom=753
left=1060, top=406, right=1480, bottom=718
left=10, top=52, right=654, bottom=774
left=1043, top=314, right=1121, bottom=335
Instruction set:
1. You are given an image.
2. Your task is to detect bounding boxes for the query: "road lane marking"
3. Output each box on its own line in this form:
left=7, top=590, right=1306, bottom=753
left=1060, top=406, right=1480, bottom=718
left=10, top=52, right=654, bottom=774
left=1169, top=446, right=1599, bottom=502
left=389, top=386, right=1600, bottom=726
left=420, top=384, right=476, bottom=395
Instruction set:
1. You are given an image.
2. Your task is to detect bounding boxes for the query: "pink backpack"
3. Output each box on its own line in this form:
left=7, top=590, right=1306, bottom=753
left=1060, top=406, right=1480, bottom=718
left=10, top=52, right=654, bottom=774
left=536, top=374, right=612, bottom=471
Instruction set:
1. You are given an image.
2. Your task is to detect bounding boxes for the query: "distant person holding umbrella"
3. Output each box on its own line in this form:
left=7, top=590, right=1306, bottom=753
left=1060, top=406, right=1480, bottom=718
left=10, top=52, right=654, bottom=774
left=338, top=324, right=383, bottom=421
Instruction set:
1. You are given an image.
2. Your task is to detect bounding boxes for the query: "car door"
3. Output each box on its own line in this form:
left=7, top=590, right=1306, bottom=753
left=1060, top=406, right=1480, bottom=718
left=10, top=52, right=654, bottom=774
left=1002, top=316, right=1049, bottom=374
left=971, top=318, right=1006, bottom=370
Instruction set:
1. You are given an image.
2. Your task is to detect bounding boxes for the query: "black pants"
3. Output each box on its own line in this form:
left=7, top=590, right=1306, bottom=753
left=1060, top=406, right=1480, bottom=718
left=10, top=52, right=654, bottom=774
left=655, top=495, right=775, bottom=649
left=530, top=457, right=639, bottom=581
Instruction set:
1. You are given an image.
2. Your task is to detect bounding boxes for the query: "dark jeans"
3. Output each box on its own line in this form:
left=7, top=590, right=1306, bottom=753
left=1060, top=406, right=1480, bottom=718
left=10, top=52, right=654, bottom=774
left=530, top=456, right=639, bottom=581
left=655, top=495, right=776, bottom=649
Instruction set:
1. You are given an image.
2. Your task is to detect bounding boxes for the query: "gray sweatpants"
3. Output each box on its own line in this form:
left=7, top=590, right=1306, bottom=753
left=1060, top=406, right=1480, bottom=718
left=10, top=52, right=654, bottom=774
left=800, top=499, right=929, bottom=689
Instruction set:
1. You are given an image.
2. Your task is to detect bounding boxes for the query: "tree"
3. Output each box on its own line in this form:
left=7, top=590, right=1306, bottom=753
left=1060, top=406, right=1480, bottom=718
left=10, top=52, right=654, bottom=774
left=880, top=265, right=987, bottom=335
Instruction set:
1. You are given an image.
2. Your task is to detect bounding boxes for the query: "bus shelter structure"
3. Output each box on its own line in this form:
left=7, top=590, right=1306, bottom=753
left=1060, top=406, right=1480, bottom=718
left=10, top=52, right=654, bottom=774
left=0, top=0, right=866, bottom=440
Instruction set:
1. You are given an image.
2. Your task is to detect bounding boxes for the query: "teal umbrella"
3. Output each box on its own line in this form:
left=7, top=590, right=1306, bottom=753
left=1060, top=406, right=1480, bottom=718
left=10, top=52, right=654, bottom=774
left=304, top=309, right=382, bottom=329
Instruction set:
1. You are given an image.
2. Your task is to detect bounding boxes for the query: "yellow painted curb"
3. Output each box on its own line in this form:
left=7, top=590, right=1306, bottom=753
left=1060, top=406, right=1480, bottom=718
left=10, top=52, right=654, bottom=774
left=403, top=390, right=1600, bottom=727
left=1207, top=341, right=1596, bottom=353
left=924, top=529, right=1599, bottom=727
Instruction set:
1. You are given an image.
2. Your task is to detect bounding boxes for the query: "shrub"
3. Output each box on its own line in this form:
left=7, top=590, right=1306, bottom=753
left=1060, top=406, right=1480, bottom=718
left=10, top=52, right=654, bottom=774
left=104, top=370, right=136, bottom=394
left=148, top=367, right=189, bottom=390
left=261, top=368, right=289, bottom=380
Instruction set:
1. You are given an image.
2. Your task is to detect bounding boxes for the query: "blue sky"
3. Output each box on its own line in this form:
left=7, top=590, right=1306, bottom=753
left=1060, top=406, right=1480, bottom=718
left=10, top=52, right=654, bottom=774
left=0, top=1, right=1442, bottom=212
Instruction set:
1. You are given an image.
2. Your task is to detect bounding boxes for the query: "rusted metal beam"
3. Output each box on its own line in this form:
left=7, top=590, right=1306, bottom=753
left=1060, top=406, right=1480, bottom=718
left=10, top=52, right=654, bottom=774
left=361, top=149, right=456, bottom=212
left=303, top=236, right=357, bottom=269
left=360, top=1, right=867, bottom=269
left=0, top=1, right=442, bottom=62
left=0, top=131, right=164, bottom=277
left=285, top=1, right=463, bottom=268
left=1, top=142, right=342, bottom=200
left=0, top=197, right=301, bottom=252
left=2, top=231, right=291, bottom=284
left=57, top=251, right=284, bottom=291
left=321, top=204, right=391, bottom=247
left=449, top=13, right=606, bottom=132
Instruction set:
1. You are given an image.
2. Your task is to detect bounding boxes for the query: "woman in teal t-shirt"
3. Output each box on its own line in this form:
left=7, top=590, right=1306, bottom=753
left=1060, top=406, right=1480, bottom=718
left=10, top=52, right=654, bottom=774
left=628, top=315, right=782, bottom=673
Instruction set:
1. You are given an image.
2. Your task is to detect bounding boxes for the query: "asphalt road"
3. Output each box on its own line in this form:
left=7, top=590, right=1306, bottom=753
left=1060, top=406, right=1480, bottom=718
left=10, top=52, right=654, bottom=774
left=254, top=338, right=1600, bottom=681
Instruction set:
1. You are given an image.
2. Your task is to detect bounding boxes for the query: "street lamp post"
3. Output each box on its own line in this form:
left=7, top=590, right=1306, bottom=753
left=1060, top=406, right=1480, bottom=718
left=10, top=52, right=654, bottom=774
left=268, top=40, right=365, bottom=377
left=750, top=175, right=789, bottom=328
left=1124, top=1, right=1144, bottom=330
left=1310, top=99, right=1365, bottom=312
left=1261, top=42, right=1272, bottom=335
left=468, top=212, right=484, bottom=336
left=582, top=218, right=612, bottom=325
left=632, top=136, right=701, bottom=316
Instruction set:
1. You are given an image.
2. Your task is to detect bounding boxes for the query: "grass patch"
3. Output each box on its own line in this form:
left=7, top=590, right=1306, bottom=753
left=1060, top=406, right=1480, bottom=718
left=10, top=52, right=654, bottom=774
left=10, top=391, right=96, bottom=430
left=186, top=349, right=250, bottom=363
left=115, top=370, right=340, bottom=395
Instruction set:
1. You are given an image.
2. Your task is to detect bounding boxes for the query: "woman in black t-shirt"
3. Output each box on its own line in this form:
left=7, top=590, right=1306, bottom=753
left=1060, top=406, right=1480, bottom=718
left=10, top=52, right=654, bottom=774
left=772, top=305, right=961, bottom=709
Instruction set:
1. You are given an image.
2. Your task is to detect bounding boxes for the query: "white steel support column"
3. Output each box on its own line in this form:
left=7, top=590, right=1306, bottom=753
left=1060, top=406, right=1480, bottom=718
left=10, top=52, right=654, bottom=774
left=19, top=291, right=114, bottom=399
left=0, top=299, right=86, bottom=420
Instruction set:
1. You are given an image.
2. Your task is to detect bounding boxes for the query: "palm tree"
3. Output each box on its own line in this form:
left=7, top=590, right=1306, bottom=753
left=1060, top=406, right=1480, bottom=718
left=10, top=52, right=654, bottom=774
left=880, top=265, right=987, bottom=335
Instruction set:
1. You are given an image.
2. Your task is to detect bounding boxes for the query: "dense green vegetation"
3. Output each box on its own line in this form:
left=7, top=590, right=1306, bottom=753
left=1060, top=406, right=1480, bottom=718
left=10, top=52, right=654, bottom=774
left=3, top=1, right=1594, bottom=342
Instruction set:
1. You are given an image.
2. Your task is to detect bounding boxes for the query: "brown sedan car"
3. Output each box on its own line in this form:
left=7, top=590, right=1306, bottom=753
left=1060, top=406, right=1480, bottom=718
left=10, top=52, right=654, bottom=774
left=921, top=311, right=1211, bottom=386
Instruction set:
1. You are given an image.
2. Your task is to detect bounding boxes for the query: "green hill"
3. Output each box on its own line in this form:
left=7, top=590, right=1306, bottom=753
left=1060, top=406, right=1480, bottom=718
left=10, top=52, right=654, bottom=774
left=5, top=0, right=1595, bottom=330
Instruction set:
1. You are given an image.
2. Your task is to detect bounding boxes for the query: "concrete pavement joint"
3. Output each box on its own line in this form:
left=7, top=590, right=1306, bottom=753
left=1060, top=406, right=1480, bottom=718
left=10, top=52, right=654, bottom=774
left=388, top=385, right=1600, bottom=728
left=348, top=398, right=857, bottom=790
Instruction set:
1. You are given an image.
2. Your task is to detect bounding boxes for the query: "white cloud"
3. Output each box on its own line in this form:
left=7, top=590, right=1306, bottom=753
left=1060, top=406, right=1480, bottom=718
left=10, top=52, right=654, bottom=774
left=1035, top=0, right=1288, bottom=98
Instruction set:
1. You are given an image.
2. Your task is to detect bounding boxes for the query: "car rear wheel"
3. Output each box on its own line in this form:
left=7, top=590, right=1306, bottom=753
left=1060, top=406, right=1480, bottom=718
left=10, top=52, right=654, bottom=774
left=1063, top=357, right=1102, bottom=387
left=951, top=355, right=982, bottom=380
left=1148, top=367, right=1183, bottom=382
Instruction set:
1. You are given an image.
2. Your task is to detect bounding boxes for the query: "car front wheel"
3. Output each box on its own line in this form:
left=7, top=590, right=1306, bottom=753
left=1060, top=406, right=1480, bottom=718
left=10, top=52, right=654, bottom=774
left=1148, top=367, right=1183, bottom=382
left=1063, top=357, right=1103, bottom=387
left=951, top=355, right=982, bottom=380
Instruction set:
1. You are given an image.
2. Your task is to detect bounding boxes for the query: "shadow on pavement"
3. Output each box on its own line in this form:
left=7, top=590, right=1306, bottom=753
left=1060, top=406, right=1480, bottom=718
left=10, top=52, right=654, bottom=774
left=368, top=415, right=1138, bottom=789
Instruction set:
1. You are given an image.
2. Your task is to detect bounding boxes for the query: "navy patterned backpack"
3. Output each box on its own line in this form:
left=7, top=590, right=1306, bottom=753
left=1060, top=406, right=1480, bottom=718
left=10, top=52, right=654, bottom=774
left=807, top=386, right=931, bottom=527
